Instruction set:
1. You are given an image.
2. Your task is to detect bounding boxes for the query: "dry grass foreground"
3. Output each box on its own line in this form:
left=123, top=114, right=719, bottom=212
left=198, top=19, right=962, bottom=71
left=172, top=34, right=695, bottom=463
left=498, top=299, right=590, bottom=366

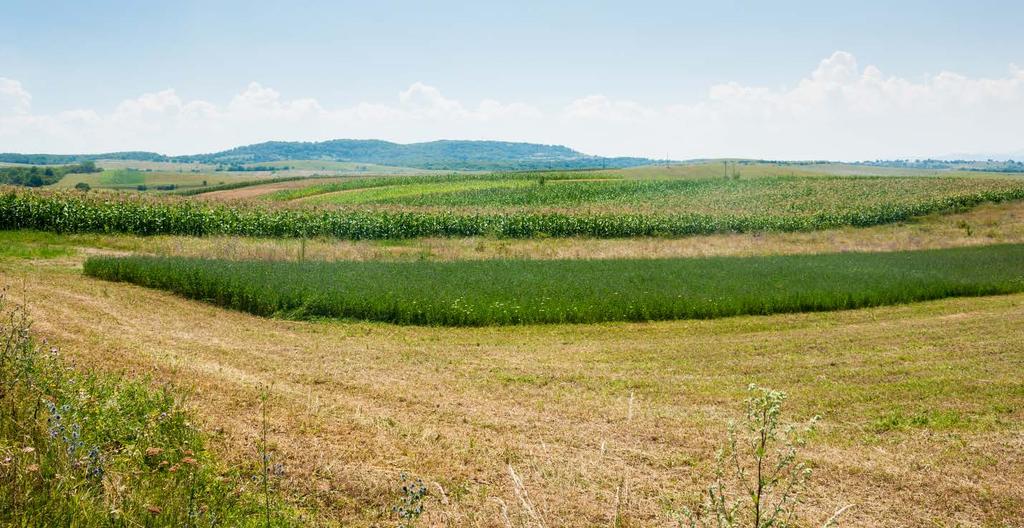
left=2, top=252, right=1023, bottom=526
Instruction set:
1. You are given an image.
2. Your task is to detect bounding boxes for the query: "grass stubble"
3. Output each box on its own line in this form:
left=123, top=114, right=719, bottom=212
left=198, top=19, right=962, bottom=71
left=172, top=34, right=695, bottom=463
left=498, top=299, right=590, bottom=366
left=1, top=236, right=1022, bottom=525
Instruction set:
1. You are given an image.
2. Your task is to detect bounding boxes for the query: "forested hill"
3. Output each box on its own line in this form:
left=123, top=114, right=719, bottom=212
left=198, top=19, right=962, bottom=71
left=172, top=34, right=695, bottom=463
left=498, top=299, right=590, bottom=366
left=0, top=140, right=655, bottom=171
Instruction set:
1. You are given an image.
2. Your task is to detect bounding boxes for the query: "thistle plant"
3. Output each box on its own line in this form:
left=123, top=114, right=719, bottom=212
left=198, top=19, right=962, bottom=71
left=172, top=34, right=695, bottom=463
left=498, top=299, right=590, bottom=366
left=393, top=472, right=428, bottom=528
left=679, top=384, right=847, bottom=528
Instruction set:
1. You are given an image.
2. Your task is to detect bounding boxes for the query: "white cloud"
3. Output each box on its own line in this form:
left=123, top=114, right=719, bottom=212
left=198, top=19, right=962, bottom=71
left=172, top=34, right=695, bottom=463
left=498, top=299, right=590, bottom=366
left=228, top=82, right=323, bottom=119
left=0, top=77, right=32, bottom=115
left=1, top=52, right=1023, bottom=159
left=398, top=82, right=465, bottom=118
left=563, top=95, right=655, bottom=122
left=0, top=81, right=544, bottom=154
left=561, top=51, right=1024, bottom=159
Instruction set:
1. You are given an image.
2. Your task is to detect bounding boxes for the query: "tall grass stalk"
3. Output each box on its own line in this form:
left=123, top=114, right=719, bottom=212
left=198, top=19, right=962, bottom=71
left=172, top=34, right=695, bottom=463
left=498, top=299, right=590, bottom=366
left=84, top=244, right=1024, bottom=326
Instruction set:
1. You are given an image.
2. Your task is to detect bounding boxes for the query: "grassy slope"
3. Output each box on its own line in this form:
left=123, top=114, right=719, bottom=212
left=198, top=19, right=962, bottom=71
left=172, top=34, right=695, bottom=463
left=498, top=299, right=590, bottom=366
left=1, top=251, right=1020, bottom=526
left=51, top=159, right=463, bottom=193
left=244, top=160, right=463, bottom=175
left=53, top=169, right=281, bottom=191
left=83, top=245, right=1024, bottom=325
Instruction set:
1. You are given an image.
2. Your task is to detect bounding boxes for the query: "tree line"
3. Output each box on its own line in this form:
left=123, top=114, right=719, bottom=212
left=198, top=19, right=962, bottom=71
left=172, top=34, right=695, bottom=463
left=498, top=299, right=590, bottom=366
left=0, top=161, right=101, bottom=187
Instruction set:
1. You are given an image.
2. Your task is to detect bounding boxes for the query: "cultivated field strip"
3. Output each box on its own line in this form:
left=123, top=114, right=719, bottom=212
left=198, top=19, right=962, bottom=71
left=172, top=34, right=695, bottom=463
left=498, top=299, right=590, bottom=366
left=84, top=244, right=1024, bottom=325
left=5, top=177, right=1024, bottom=239
left=283, top=174, right=1024, bottom=214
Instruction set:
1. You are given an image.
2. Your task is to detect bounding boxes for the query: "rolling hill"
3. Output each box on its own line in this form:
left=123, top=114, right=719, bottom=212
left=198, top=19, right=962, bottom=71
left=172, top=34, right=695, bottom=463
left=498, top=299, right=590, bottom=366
left=0, top=139, right=655, bottom=171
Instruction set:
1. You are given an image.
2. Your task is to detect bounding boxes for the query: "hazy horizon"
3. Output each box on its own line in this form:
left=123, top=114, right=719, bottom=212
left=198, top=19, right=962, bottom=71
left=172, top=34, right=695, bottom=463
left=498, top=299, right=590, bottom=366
left=2, top=1, right=1023, bottom=160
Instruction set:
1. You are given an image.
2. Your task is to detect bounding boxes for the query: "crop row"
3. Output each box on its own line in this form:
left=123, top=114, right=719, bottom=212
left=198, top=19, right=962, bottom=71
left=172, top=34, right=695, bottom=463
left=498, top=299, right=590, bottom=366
left=301, top=175, right=1024, bottom=215
left=263, top=170, right=610, bottom=201
left=83, top=244, right=1024, bottom=326
left=3, top=186, right=1024, bottom=239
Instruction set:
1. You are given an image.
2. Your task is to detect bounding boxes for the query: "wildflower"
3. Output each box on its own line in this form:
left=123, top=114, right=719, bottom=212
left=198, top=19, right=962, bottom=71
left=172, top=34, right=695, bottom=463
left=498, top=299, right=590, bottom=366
left=169, top=463, right=180, bottom=473
left=182, top=456, right=198, bottom=466
left=87, top=447, right=104, bottom=480
left=145, top=447, right=164, bottom=457
left=146, top=505, right=162, bottom=515
left=26, top=464, right=39, bottom=473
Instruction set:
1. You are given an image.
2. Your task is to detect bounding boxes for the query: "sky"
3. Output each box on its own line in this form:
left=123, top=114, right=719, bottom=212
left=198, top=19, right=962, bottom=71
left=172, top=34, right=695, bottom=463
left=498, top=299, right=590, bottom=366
left=1, top=0, right=1023, bottom=160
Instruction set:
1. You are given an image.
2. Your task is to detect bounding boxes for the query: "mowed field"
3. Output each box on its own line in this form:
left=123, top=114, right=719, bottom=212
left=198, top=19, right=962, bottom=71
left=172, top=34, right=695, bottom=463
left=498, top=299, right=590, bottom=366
left=1, top=232, right=1022, bottom=526
left=3, top=165, right=1024, bottom=526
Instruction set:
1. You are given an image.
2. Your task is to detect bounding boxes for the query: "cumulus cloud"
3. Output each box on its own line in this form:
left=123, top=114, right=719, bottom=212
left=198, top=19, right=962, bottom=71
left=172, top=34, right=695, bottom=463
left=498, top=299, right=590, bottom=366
left=561, top=51, right=1024, bottom=159
left=228, top=82, right=323, bottom=119
left=0, top=81, right=544, bottom=154
left=563, top=95, right=655, bottom=122
left=1, top=52, right=1023, bottom=159
left=0, top=77, right=32, bottom=115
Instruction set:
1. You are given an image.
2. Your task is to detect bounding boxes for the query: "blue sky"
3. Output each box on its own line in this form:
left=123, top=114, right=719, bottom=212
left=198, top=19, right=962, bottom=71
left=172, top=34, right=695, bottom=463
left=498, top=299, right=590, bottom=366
left=1, top=1, right=1023, bottom=159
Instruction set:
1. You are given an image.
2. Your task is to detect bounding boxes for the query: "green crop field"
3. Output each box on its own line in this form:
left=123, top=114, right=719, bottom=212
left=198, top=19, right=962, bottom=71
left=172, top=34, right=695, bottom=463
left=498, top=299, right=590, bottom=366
left=94, top=159, right=219, bottom=172
left=53, top=168, right=282, bottom=191
left=83, top=244, right=1024, bottom=326
left=285, top=174, right=1024, bottom=215
left=5, top=174, right=1024, bottom=239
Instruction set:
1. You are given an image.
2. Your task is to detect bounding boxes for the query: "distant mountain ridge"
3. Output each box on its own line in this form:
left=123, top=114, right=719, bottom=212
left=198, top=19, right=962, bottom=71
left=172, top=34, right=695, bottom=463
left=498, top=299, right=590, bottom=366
left=0, top=140, right=655, bottom=171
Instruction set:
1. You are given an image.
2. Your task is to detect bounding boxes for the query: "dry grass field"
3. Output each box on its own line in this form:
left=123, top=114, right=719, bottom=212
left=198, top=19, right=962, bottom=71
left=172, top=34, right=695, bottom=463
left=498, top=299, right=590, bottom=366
left=2, top=200, right=1023, bottom=526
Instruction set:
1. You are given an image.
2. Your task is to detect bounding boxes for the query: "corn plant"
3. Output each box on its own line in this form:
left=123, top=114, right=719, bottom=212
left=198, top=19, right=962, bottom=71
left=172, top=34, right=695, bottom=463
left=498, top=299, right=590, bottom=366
left=3, top=175, right=1024, bottom=240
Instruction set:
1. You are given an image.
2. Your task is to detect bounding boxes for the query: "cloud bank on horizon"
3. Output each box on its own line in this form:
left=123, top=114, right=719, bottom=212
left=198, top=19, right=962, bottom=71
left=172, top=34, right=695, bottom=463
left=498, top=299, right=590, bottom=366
left=1, top=51, right=1022, bottom=161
